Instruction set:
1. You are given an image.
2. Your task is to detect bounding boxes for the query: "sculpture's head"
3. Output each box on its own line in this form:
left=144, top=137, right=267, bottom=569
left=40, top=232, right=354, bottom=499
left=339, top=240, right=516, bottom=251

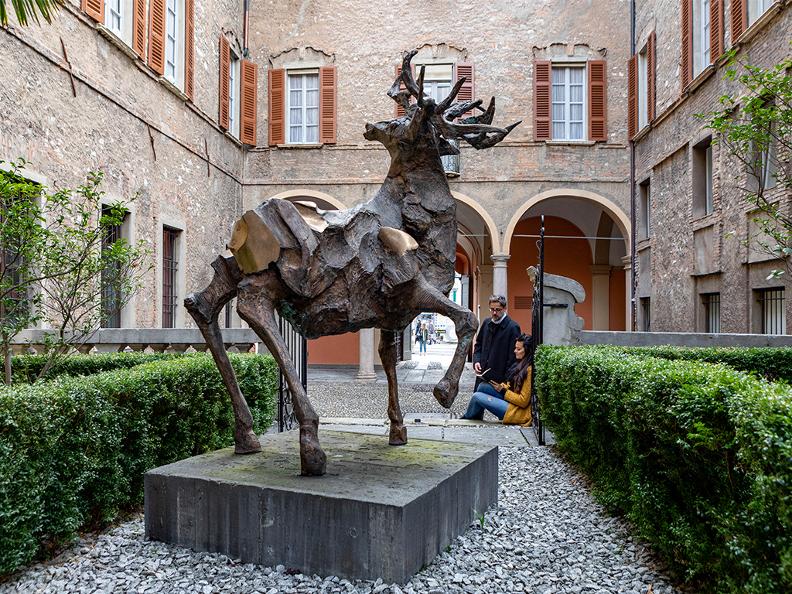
left=364, top=49, right=520, bottom=158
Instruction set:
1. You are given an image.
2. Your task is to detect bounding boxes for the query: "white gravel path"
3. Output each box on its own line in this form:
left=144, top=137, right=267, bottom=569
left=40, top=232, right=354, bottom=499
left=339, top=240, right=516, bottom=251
left=0, top=446, right=680, bottom=594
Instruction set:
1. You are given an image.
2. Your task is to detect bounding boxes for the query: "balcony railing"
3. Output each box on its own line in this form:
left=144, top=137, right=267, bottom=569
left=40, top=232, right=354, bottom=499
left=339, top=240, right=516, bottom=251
left=441, top=138, right=460, bottom=177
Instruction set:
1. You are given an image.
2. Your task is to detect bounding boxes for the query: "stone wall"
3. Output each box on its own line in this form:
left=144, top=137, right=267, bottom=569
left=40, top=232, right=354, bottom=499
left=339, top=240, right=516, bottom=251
left=633, top=1, right=791, bottom=333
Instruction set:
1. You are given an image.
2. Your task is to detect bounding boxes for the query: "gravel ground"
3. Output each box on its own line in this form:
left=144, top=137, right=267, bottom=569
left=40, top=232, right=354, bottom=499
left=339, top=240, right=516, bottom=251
left=1, top=447, right=680, bottom=594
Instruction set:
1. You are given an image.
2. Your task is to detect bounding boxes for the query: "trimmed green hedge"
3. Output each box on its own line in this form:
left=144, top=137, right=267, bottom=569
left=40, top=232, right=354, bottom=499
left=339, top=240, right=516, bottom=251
left=614, top=345, right=792, bottom=383
left=10, top=352, right=188, bottom=383
left=536, top=346, right=792, bottom=594
left=0, top=354, right=277, bottom=576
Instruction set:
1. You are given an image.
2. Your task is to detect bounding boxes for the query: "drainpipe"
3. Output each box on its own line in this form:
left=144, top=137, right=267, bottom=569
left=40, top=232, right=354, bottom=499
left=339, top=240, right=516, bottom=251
left=629, top=0, right=637, bottom=331
left=243, top=0, right=250, bottom=54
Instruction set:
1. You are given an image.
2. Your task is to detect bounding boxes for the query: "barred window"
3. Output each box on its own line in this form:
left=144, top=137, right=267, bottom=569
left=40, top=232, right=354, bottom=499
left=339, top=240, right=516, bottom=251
left=701, top=292, right=720, bottom=333
left=756, top=288, right=785, bottom=335
left=162, top=226, right=181, bottom=328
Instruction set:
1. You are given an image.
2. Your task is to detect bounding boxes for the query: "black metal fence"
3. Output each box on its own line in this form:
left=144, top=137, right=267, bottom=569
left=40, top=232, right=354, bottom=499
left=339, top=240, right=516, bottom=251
left=530, top=215, right=546, bottom=445
left=276, top=315, right=306, bottom=432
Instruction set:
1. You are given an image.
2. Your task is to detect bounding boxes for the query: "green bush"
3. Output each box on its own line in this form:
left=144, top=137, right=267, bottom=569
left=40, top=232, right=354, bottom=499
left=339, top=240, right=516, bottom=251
left=613, top=345, right=792, bottom=383
left=0, top=353, right=277, bottom=576
left=10, top=352, right=188, bottom=383
left=535, top=345, right=792, bottom=594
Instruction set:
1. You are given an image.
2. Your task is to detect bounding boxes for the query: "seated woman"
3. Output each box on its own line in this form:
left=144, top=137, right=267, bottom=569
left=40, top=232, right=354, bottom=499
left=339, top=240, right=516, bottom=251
left=460, top=333, right=533, bottom=426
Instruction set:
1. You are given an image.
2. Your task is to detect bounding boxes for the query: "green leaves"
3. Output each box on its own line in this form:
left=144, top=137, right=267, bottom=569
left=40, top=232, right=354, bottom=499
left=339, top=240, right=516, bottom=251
left=536, top=345, right=792, bottom=593
left=0, top=353, right=277, bottom=576
left=0, top=0, right=64, bottom=26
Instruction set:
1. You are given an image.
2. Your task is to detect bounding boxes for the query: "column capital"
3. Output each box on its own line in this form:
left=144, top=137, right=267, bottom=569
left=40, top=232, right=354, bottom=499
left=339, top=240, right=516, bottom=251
left=491, top=254, right=511, bottom=265
left=590, top=264, right=612, bottom=275
left=621, top=255, right=632, bottom=270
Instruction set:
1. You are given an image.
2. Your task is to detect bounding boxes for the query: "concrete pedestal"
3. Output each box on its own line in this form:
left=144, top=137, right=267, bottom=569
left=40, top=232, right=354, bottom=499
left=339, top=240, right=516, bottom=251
left=145, top=431, right=498, bottom=583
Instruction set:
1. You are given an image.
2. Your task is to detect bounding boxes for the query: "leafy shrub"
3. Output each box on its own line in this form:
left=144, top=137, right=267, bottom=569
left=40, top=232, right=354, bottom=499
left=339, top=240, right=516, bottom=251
left=614, top=345, right=792, bottom=383
left=10, top=352, right=188, bottom=383
left=535, top=345, right=792, bottom=594
left=0, top=354, right=277, bottom=576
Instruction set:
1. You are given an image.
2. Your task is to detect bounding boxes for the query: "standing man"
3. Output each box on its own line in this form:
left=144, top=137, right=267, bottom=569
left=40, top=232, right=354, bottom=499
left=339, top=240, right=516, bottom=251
left=473, top=295, right=521, bottom=388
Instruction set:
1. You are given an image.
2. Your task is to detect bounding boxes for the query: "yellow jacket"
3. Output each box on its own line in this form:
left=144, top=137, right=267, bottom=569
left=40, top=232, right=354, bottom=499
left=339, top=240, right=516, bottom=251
left=502, top=366, right=533, bottom=426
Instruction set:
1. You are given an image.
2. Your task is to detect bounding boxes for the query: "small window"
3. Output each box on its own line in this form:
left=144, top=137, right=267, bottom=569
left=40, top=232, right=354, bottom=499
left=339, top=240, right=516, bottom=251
left=288, top=71, right=320, bottom=144
left=162, top=226, right=181, bottom=328
left=104, top=0, right=134, bottom=47
left=748, top=0, right=774, bottom=26
left=756, top=287, right=785, bottom=334
left=100, top=205, right=128, bottom=329
left=692, top=0, right=711, bottom=77
left=638, top=45, right=649, bottom=130
left=165, top=0, right=185, bottom=86
left=420, top=63, right=453, bottom=102
left=753, top=136, right=778, bottom=191
left=229, top=49, right=241, bottom=138
left=551, top=65, right=586, bottom=140
left=702, top=293, right=720, bottom=333
left=639, top=179, right=651, bottom=239
left=224, top=299, right=234, bottom=329
left=692, top=137, right=713, bottom=217
left=640, top=297, right=651, bottom=331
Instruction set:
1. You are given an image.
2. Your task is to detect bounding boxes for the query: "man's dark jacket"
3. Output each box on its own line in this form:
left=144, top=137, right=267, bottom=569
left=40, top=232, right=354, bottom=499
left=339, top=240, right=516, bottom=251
left=472, top=315, right=521, bottom=385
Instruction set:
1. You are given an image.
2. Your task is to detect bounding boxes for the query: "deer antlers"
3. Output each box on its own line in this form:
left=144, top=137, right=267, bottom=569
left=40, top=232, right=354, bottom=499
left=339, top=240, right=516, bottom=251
left=388, top=50, right=520, bottom=149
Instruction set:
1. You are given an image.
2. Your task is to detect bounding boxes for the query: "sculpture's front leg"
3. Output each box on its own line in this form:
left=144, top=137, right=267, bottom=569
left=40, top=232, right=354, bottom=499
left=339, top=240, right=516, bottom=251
left=378, top=329, right=407, bottom=445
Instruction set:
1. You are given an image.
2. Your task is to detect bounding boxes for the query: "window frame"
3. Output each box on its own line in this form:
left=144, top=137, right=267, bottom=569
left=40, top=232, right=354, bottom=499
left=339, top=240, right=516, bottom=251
left=229, top=48, right=241, bottom=139
left=748, top=0, right=775, bottom=26
left=286, top=70, right=321, bottom=145
left=701, top=292, right=721, bottom=333
left=756, top=287, right=786, bottom=334
left=637, top=45, right=649, bottom=130
left=103, top=0, right=134, bottom=47
left=162, top=226, right=181, bottom=329
left=551, top=64, right=587, bottom=141
left=692, top=0, right=712, bottom=78
left=639, top=179, right=651, bottom=239
left=164, top=0, right=185, bottom=88
left=692, top=136, right=714, bottom=217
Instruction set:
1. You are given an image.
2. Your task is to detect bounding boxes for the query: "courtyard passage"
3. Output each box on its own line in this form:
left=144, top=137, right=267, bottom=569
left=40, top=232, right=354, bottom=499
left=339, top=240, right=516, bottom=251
left=1, top=356, right=679, bottom=594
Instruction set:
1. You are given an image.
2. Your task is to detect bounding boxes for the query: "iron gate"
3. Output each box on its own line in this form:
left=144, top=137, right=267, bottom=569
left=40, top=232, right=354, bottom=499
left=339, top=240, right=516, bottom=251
left=276, top=314, right=306, bottom=432
left=530, top=215, right=546, bottom=445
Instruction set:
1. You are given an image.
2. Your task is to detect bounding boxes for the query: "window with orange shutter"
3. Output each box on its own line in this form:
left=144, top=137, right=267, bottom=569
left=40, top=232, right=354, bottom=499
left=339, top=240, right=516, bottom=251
left=148, top=0, right=193, bottom=98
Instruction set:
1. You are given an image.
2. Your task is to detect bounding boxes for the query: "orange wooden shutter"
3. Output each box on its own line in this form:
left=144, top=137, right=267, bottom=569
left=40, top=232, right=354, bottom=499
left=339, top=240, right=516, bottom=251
left=148, top=0, right=166, bottom=76
left=731, top=0, right=746, bottom=43
left=132, top=0, right=146, bottom=58
left=240, top=60, right=258, bottom=146
left=81, top=0, right=104, bottom=23
left=533, top=60, right=552, bottom=141
left=647, top=31, right=656, bottom=122
left=268, top=68, right=285, bottom=146
left=218, top=36, right=230, bottom=130
left=455, top=63, right=474, bottom=115
left=185, top=0, right=194, bottom=99
left=588, top=60, right=607, bottom=142
left=394, top=65, right=407, bottom=117
left=710, top=0, right=724, bottom=61
left=319, top=66, right=337, bottom=144
left=628, top=55, right=638, bottom=139
left=681, top=0, right=692, bottom=89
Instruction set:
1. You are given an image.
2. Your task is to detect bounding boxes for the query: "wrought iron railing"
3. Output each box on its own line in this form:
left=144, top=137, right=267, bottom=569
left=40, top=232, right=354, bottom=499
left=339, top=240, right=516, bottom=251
left=530, top=215, right=545, bottom=445
left=276, top=315, right=306, bottom=432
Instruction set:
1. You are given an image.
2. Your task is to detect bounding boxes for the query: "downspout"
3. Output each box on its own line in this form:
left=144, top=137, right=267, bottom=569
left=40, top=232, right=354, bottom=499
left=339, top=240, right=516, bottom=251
left=629, top=0, right=637, bottom=331
left=243, top=0, right=250, bottom=54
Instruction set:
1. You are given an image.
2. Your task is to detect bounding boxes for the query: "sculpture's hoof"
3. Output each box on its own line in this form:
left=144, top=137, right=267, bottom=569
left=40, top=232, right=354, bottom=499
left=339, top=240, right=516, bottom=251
left=300, top=422, right=327, bottom=476
left=433, top=378, right=458, bottom=408
left=389, top=423, right=408, bottom=445
left=234, top=429, right=262, bottom=454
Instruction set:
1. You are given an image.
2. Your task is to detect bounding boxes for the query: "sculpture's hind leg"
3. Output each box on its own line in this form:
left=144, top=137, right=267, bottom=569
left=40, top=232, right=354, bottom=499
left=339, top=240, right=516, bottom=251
left=184, top=256, right=261, bottom=454
left=236, top=280, right=326, bottom=476
left=379, top=329, right=407, bottom=445
left=414, top=278, right=478, bottom=408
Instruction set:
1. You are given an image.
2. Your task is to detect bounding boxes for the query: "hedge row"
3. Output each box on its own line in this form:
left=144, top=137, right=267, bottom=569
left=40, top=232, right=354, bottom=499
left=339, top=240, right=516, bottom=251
left=535, top=346, right=792, bottom=594
left=0, top=354, right=277, bottom=576
left=10, top=352, right=189, bottom=383
left=613, top=345, right=792, bottom=383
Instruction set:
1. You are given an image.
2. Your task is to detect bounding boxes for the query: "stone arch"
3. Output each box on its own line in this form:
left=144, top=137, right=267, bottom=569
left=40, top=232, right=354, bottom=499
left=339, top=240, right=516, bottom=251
left=268, top=189, right=346, bottom=211
left=502, top=189, right=630, bottom=254
left=451, top=190, right=501, bottom=254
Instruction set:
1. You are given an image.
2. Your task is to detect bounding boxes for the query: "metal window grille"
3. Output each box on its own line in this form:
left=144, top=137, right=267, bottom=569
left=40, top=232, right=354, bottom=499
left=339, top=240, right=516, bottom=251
left=101, top=206, right=124, bottom=329
left=702, top=292, right=720, bottom=333
left=276, top=314, right=306, bottom=432
left=162, top=227, right=180, bottom=328
left=758, top=288, right=785, bottom=335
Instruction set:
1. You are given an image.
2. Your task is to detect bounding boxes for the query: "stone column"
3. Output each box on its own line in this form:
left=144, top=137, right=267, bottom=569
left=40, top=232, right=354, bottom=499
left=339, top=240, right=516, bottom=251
left=356, top=328, right=377, bottom=381
left=590, top=264, right=612, bottom=330
left=460, top=274, right=470, bottom=310
left=622, top=255, right=633, bottom=331
left=491, top=254, right=510, bottom=299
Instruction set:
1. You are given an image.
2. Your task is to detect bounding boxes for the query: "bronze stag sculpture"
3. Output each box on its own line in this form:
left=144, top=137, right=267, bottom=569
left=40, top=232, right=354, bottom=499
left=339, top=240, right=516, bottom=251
left=185, top=50, right=519, bottom=476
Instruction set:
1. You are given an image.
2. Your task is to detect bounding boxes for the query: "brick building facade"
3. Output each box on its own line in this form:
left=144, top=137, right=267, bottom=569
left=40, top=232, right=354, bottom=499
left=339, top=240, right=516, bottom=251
left=2, top=1, right=788, bottom=366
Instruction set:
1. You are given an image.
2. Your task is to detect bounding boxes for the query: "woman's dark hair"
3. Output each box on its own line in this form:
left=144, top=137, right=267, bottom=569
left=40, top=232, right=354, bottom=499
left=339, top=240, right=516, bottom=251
left=507, top=333, right=534, bottom=393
